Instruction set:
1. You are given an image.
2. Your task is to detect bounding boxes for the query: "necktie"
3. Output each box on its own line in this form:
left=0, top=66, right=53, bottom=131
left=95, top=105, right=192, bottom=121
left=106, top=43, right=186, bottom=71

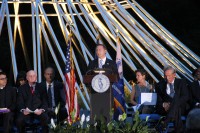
left=99, top=59, right=103, bottom=68
left=169, top=83, right=175, bottom=98
left=48, top=85, right=52, bottom=108
left=30, top=86, right=34, bottom=94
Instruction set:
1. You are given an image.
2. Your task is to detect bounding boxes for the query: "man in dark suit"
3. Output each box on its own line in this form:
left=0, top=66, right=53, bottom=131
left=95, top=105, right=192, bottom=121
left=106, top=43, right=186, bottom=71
left=16, top=70, right=49, bottom=133
left=190, top=67, right=200, bottom=108
left=87, top=44, right=118, bottom=123
left=87, top=44, right=118, bottom=74
left=0, top=72, right=17, bottom=133
left=40, top=66, right=67, bottom=122
left=156, top=65, right=189, bottom=133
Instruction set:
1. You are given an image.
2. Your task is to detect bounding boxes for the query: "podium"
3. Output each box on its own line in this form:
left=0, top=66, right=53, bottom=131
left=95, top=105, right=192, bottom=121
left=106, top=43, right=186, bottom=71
left=83, top=69, right=118, bottom=123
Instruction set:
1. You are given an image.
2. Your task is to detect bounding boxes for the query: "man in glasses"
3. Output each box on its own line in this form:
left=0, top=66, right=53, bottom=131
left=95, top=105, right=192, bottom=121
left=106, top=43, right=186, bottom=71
left=0, top=72, right=17, bottom=133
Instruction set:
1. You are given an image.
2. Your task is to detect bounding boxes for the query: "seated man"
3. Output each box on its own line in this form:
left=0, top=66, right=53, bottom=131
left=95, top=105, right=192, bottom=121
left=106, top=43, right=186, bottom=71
left=155, top=65, right=189, bottom=132
left=40, top=66, right=68, bottom=122
left=0, top=72, right=17, bottom=133
left=16, top=70, right=49, bottom=133
left=190, top=67, right=200, bottom=108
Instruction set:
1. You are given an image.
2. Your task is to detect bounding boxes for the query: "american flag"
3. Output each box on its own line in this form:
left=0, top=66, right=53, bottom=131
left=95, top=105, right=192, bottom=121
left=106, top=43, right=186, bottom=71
left=65, top=40, right=79, bottom=123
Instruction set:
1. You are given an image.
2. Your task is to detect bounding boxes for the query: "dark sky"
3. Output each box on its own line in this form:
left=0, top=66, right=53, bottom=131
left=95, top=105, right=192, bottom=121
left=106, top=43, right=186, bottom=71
left=0, top=0, right=199, bottom=84
left=136, top=0, right=200, bottom=56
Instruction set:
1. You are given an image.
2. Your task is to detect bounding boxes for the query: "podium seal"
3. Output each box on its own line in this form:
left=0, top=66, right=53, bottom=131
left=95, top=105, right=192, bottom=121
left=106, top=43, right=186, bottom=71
left=91, top=74, right=110, bottom=93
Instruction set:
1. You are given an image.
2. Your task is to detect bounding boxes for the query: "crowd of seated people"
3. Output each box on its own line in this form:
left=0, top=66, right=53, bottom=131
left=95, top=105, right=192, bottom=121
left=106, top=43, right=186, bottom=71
left=129, top=65, right=200, bottom=133
left=0, top=65, right=200, bottom=133
left=0, top=66, right=67, bottom=133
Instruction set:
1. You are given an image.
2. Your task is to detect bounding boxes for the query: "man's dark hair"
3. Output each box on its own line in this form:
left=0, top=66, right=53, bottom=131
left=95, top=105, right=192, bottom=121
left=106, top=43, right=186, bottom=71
left=44, top=66, right=55, bottom=73
left=96, top=44, right=107, bottom=50
left=0, top=71, right=6, bottom=76
left=186, top=109, right=200, bottom=133
left=17, top=71, right=26, bottom=81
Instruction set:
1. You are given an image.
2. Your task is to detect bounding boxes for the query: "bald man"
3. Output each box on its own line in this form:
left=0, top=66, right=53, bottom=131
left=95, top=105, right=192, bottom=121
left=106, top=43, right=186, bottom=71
left=16, top=70, right=49, bottom=133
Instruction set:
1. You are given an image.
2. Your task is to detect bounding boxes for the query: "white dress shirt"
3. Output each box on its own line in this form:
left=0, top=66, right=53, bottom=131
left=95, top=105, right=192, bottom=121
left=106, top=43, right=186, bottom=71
left=166, top=80, right=175, bottom=95
left=98, top=57, right=106, bottom=68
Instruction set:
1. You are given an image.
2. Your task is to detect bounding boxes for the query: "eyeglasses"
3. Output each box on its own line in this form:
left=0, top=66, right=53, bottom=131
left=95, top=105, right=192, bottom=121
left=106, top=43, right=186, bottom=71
left=0, top=77, right=7, bottom=80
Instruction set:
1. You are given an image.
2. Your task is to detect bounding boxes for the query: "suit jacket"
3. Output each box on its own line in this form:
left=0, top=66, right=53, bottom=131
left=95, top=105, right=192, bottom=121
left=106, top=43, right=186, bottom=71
left=87, top=58, right=118, bottom=75
left=17, top=83, right=48, bottom=111
left=190, top=80, right=200, bottom=107
left=156, top=78, right=189, bottom=117
left=0, top=86, right=17, bottom=111
left=39, top=81, right=66, bottom=108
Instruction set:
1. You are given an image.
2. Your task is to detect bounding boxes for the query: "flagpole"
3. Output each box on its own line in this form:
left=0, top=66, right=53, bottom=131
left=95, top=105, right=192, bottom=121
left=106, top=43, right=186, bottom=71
left=69, top=23, right=74, bottom=114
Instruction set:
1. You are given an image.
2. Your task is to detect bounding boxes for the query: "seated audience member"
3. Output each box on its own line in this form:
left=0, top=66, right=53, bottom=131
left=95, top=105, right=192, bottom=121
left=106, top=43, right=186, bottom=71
left=16, top=70, right=49, bottom=133
left=186, top=108, right=200, bottom=133
left=0, top=72, right=17, bottom=133
left=190, top=67, right=200, bottom=108
left=40, top=66, right=68, bottom=122
left=155, top=65, right=189, bottom=132
left=16, top=71, right=27, bottom=88
left=130, top=69, right=155, bottom=114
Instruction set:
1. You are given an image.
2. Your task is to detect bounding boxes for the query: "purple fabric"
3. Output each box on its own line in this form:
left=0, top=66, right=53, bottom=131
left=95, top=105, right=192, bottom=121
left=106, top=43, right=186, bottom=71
left=0, top=109, right=10, bottom=113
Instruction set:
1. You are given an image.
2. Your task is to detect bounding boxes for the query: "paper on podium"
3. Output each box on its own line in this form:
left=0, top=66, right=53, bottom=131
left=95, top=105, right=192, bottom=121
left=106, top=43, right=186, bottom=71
left=141, top=93, right=157, bottom=105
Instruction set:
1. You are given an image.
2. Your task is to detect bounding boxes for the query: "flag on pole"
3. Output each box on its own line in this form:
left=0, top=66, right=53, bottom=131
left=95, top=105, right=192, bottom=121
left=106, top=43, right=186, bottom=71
left=113, top=34, right=126, bottom=120
left=64, top=33, right=79, bottom=123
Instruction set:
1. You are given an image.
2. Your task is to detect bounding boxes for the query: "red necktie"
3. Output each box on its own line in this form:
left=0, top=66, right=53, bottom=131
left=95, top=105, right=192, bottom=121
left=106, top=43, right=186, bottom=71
left=30, top=86, right=34, bottom=94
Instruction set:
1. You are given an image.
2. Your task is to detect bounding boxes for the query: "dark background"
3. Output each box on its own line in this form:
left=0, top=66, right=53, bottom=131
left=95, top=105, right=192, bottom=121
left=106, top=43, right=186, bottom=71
left=0, top=0, right=200, bottom=84
left=136, top=0, right=200, bottom=55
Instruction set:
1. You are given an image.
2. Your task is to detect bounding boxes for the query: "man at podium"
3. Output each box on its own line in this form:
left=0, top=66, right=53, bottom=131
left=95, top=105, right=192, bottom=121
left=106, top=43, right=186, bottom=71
left=86, top=44, right=118, bottom=123
left=87, top=44, right=117, bottom=74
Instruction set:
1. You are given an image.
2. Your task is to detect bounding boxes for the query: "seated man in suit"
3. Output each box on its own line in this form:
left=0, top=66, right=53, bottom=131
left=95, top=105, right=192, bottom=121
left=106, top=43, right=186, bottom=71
left=87, top=44, right=118, bottom=74
left=155, top=65, right=189, bottom=132
left=190, top=67, right=200, bottom=108
left=16, top=70, right=49, bottom=133
left=0, top=72, right=17, bottom=133
left=40, top=66, right=68, bottom=122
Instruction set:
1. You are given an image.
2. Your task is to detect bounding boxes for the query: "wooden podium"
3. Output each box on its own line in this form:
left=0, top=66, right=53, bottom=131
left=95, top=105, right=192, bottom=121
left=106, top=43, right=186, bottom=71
left=83, top=70, right=118, bottom=123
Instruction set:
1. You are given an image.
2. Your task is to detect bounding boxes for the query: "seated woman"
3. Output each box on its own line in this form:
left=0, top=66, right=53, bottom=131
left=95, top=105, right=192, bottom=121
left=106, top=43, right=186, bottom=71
left=130, top=69, right=155, bottom=114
